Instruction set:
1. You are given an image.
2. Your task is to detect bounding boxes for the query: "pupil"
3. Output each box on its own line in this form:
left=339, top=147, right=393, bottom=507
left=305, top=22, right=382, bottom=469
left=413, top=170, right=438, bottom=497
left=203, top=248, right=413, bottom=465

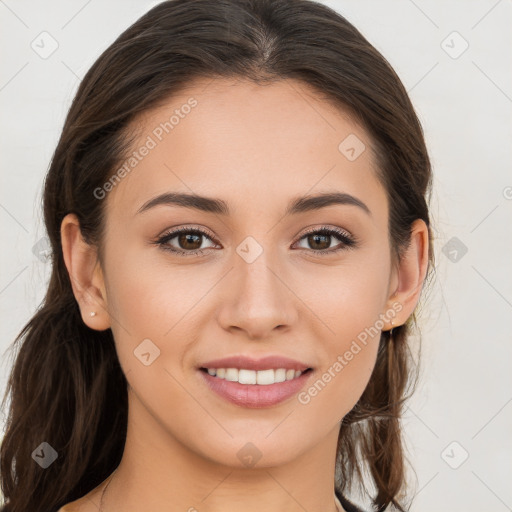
left=310, top=234, right=329, bottom=250
left=180, top=233, right=201, bottom=250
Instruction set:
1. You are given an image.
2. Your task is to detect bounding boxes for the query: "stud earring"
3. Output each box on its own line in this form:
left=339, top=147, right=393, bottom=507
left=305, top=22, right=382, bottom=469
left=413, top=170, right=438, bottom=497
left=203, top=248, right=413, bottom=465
left=90, top=311, right=97, bottom=317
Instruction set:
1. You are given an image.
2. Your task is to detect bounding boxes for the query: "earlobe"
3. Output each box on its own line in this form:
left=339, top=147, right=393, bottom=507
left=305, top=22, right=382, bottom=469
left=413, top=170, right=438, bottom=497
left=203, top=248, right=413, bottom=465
left=60, top=213, right=111, bottom=331
left=384, top=218, right=430, bottom=329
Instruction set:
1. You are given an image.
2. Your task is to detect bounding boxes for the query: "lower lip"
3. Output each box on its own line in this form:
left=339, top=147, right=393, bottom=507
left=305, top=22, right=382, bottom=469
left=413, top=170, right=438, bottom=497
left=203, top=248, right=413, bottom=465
left=198, top=369, right=313, bottom=408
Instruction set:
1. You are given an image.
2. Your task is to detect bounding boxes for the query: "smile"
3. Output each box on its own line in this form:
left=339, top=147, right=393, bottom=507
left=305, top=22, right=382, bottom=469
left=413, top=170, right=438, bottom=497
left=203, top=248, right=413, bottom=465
left=198, top=367, right=313, bottom=408
left=201, top=367, right=309, bottom=385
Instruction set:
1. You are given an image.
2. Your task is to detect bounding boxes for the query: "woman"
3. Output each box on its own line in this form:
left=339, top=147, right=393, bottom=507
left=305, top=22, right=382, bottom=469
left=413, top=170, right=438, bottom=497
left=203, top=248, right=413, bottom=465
left=0, top=0, right=434, bottom=511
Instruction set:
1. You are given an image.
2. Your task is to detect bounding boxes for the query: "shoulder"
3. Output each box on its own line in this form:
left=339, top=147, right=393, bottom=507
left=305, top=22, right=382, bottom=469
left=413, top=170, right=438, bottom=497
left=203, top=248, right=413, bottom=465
left=57, top=505, right=80, bottom=512
left=335, top=490, right=367, bottom=512
left=57, top=481, right=105, bottom=512
left=56, top=495, right=93, bottom=512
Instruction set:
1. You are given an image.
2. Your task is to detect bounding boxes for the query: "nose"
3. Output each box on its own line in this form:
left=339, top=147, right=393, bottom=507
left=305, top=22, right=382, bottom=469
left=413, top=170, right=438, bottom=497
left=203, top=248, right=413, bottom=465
left=216, top=248, right=298, bottom=340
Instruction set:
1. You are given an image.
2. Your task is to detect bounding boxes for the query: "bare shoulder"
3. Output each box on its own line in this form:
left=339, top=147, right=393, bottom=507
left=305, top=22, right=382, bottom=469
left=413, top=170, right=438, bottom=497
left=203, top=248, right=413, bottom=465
left=57, top=501, right=83, bottom=512
left=57, top=505, right=76, bottom=512
left=57, top=487, right=103, bottom=512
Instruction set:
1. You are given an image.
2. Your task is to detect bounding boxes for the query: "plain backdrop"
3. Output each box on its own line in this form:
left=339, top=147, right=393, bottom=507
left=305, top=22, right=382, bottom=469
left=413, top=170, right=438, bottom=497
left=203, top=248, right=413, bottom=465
left=1, top=1, right=511, bottom=511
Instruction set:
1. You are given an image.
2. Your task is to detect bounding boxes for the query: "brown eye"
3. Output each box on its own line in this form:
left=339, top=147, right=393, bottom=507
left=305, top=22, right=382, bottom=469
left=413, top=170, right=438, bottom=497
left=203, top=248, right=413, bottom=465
left=305, top=232, right=331, bottom=250
left=156, top=227, right=217, bottom=256
left=294, top=226, right=357, bottom=255
left=176, top=232, right=203, bottom=251
left=155, top=225, right=358, bottom=258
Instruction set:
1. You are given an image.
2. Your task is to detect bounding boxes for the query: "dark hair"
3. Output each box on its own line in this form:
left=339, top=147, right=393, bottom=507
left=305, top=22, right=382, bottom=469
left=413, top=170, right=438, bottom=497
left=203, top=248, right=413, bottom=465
left=0, top=1, right=434, bottom=511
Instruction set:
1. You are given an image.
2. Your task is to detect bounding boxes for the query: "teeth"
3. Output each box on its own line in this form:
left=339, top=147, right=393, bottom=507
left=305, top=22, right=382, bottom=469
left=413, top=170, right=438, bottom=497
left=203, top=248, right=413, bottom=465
left=225, top=368, right=238, bottom=382
left=204, top=367, right=305, bottom=385
left=239, top=369, right=256, bottom=384
left=257, top=369, right=274, bottom=385
left=274, top=368, right=286, bottom=383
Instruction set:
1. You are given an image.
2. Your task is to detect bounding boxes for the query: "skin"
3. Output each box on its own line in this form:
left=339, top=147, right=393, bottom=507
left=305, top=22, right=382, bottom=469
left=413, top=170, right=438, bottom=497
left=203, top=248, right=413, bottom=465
left=60, top=77, right=429, bottom=512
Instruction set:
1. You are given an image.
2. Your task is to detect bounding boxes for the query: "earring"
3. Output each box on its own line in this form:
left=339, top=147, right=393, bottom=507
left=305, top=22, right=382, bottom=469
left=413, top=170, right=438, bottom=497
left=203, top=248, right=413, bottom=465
left=90, top=311, right=97, bottom=317
left=389, top=319, right=394, bottom=337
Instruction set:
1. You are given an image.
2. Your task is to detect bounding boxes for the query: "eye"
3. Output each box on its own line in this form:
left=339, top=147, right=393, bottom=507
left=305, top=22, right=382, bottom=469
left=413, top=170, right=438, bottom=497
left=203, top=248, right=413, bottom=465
left=293, top=225, right=358, bottom=255
left=154, top=224, right=358, bottom=257
left=155, top=226, right=218, bottom=256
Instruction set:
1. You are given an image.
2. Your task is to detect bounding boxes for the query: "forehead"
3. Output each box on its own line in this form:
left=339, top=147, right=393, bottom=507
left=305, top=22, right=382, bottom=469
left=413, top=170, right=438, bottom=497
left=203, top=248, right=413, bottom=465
left=105, top=77, right=387, bottom=224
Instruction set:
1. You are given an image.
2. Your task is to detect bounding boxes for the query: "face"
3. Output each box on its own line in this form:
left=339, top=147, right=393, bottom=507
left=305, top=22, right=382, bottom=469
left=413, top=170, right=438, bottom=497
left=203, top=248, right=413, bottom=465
left=91, top=77, right=401, bottom=468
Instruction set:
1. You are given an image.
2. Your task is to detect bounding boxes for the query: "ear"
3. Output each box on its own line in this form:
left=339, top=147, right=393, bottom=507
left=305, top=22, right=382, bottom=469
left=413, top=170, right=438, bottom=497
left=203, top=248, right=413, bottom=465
left=60, top=213, right=111, bottom=331
left=383, top=218, right=430, bottom=330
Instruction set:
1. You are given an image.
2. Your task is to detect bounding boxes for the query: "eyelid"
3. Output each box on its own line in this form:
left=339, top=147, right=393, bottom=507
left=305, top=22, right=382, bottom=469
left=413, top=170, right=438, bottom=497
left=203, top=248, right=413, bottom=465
left=155, top=225, right=219, bottom=252
left=291, top=224, right=358, bottom=254
left=297, top=224, right=352, bottom=240
left=157, top=224, right=217, bottom=241
left=154, top=224, right=358, bottom=256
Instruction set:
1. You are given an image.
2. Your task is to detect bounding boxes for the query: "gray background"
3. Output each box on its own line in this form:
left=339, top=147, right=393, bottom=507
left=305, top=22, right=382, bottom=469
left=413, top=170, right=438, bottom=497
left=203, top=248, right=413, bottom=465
left=1, top=1, right=511, bottom=510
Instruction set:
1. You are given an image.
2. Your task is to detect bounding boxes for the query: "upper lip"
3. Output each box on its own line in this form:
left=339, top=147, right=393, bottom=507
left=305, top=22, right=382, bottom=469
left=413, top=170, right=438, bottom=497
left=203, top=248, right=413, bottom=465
left=199, top=355, right=312, bottom=372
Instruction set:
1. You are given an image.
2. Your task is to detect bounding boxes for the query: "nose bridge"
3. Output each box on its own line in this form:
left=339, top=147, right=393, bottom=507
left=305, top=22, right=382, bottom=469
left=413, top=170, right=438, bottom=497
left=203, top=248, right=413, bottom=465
left=217, top=236, right=297, bottom=338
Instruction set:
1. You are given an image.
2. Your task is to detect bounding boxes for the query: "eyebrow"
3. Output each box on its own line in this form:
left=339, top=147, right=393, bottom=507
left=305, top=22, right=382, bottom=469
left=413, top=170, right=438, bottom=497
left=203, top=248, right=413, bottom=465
left=136, top=191, right=371, bottom=217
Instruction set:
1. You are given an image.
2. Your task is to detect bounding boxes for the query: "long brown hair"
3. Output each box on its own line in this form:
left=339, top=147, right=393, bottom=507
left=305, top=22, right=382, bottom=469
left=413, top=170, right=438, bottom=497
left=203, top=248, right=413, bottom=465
left=0, top=1, right=435, bottom=510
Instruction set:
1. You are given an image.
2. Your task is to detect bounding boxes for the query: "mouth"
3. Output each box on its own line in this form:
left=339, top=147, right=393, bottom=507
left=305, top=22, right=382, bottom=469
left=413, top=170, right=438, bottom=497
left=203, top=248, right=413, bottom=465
left=199, top=367, right=313, bottom=385
left=197, top=367, right=314, bottom=408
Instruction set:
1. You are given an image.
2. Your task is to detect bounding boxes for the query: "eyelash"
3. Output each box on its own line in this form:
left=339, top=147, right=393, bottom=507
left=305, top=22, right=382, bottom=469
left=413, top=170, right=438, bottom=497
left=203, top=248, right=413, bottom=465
left=154, top=225, right=358, bottom=257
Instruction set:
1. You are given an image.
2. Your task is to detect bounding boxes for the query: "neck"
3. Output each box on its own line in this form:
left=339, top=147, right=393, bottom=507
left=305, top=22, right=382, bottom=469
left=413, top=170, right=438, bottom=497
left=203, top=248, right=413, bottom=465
left=99, top=390, right=344, bottom=512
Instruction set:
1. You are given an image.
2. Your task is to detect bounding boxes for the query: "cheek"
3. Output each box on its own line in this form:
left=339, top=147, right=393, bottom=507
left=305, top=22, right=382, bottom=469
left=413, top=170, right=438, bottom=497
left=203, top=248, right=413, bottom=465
left=104, top=242, right=208, bottom=334
left=294, top=253, right=390, bottom=340
left=292, top=258, right=388, bottom=412
left=102, top=244, right=227, bottom=390
left=296, top=273, right=383, bottom=419
left=102, top=254, right=202, bottom=414
left=297, top=345, right=379, bottom=425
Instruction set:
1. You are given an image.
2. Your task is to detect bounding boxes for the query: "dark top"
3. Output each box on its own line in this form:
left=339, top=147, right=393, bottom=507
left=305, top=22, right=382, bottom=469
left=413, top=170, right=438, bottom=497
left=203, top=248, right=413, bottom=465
left=336, top=490, right=366, bottom=512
